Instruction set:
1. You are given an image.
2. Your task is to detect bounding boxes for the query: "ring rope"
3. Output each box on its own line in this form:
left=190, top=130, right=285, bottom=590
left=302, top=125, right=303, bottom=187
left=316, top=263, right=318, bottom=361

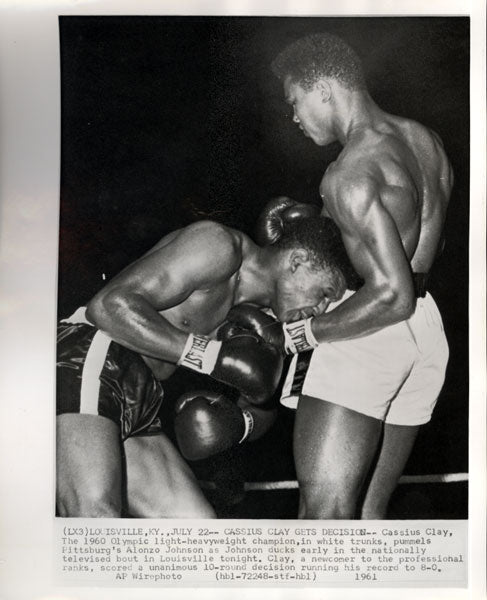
left=200, top=472, right=468, bottom=491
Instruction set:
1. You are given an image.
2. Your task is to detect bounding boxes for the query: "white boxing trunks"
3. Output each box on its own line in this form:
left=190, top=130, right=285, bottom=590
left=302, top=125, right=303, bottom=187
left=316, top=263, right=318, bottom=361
left=281, top=292, right=449, bottom=426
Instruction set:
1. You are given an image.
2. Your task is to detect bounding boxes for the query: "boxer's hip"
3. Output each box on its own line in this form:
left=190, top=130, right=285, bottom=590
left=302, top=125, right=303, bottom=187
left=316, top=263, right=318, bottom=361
left=281, top=293, right=448, bottom=425
left=56, top=309, right=164, bottom=439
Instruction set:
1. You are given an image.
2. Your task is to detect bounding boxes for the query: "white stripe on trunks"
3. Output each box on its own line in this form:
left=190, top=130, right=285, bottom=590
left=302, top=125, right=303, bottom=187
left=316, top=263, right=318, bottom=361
left=79, top=330, right=112, bottom=414
left=61, top=306, right=91, bottom=324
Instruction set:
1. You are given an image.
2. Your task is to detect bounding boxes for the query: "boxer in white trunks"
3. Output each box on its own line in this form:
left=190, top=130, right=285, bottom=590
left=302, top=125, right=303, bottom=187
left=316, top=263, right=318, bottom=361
left=269, top=32, right=452, bottom=519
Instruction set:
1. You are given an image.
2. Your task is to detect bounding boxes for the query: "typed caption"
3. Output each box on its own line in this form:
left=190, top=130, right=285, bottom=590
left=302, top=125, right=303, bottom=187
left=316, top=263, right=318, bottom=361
left=55, top=519, right=467, bottom=587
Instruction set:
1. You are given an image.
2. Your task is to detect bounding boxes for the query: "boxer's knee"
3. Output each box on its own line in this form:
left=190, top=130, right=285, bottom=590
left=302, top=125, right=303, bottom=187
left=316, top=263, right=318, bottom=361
left=57, top=484, right=122, bottom=517
left=360, top=485, right=393, bottom=519
left=298, top=481, right=357, bottom=520
left=125, top=433, right=216, bottom=518
left=130, top=484, right=216, bottom=519
left=160, top=498, right=216, bottom=519
left=360, top=501, right=388, bottom=520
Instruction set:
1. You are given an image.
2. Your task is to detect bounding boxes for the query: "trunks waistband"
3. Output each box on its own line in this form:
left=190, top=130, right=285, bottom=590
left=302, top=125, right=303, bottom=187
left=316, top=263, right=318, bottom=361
left=413, top=273, right=429, bottom=298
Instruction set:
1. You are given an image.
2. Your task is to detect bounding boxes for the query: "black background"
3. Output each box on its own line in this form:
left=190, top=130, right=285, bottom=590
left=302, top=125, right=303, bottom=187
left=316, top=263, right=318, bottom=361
left=59, top=16, right=469, bottom=517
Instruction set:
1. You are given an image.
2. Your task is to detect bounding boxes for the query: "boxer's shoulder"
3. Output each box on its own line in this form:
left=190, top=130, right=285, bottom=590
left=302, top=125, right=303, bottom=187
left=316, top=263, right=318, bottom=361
left=182, top=219, right=236, bottom=240
left=179, top=220, right=244, bottom=262
left=320, top=157, right=381, bottom=219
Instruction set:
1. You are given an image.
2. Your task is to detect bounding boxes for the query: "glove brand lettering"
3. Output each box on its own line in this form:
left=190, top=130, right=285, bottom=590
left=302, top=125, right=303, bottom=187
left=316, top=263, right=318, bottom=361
left=182, top=335, right=211, bottom=371
left=287, top=321, right=311, bottom=353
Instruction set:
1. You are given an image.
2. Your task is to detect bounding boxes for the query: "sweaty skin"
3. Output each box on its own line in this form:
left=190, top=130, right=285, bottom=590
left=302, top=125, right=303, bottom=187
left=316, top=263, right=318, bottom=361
left=87, top=222, right=242, bottom=379
left=285, top=77, right=453, bottom=341
left=281, top=65, right=453, bottom=520
left=60, top=220, right=342, bottom=518
left=86, top=219, right=339, bottom=380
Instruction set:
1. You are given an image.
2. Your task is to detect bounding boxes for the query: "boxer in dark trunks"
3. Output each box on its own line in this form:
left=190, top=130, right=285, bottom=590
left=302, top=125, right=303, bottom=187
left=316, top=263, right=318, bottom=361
left=57, top=215, right=354, bottom=518
left=270, top=33, right=453, bottom=519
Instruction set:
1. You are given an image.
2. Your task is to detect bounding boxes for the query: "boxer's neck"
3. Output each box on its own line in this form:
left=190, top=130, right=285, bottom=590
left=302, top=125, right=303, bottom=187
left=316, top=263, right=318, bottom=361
left=331, top=88, right=388, bottom=145
left=234, top=245, right=281, bottom=308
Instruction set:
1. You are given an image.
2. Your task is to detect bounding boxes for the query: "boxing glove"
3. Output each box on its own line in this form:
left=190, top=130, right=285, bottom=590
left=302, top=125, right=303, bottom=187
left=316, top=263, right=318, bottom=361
left=218, top=303, right=285, bottom=350
left=281, top=317, right=320, bottom=354
left=221, top=303, right=320, bottom=356
left=174, top=390, right=254, bottom=460
left=255, top=196, right=321, bottom=246
left=177, top=330, right=283, bottom=405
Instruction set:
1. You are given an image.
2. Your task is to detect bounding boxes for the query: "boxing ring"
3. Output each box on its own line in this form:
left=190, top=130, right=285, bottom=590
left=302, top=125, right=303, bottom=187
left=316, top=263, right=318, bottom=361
left=57, top=17, right=471, bottom=522
left=196, top=471, right=469, bottom=519
left=240, top=472, right=468, bottom=490
left=200, top=472, right=468, bottom=491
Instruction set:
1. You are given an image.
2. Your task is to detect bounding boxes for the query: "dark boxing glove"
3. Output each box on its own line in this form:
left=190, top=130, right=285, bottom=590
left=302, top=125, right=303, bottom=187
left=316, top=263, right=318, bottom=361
left=174, top=390, right=254, bottom=460
left=221, top=303, right=320, bottom=355
left=255, top=196, right=321, bottom=246
left=177, top=329, right=283, bottom=405
left=218, top=303, right=285, bottom=350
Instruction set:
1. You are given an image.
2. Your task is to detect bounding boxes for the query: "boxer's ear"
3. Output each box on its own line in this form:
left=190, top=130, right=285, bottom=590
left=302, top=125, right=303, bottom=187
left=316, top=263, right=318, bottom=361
left=316, top=80, right=331, bottom=103
left=289, top=249, right=310, bottom=272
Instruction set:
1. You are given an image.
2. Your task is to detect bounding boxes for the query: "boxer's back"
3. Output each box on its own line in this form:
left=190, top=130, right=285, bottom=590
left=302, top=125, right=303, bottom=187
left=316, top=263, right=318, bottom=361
left=393, top=117, right=453, bottom=272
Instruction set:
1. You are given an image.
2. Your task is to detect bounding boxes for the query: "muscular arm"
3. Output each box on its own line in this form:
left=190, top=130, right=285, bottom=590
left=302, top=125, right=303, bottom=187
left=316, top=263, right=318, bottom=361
left=85, top=222, right=241, bottom=363
left=312, top=179, right=415, bottom=342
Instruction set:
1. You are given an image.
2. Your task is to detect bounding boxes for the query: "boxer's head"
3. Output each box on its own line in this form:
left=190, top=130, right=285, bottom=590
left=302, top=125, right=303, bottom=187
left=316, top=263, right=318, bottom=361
left=271, top=34, right=366, bottom=146
left=271, top=216, right=362, bottom=322
left=271, top=33, right=366, bottom=92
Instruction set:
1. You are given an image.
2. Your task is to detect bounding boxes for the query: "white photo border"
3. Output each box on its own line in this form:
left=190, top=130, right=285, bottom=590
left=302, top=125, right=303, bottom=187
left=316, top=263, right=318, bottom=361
left=0, top=1, right=484, bottom=599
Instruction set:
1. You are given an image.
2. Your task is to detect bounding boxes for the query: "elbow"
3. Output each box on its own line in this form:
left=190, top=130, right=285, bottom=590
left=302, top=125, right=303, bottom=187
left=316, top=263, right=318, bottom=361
left=85, top=295, right=106, bottom=328
left=86, top=291, right=125, bottom=329
left=379, top=285, right=416, bottom=322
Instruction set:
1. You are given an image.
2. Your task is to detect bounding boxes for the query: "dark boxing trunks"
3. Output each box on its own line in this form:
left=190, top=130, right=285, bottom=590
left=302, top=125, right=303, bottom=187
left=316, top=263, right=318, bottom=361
left=57, top=321, right=164, bottom=440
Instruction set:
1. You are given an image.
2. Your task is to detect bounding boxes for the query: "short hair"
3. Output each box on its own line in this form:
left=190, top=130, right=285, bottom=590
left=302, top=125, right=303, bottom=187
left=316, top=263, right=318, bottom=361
left=271, top=33, right=366, bottom=91
left=276, top=216, right=363, bottom=291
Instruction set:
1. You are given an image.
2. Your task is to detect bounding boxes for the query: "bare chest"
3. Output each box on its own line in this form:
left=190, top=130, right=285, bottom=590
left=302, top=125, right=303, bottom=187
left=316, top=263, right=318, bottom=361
left=160, top=279, right=238, bottom=337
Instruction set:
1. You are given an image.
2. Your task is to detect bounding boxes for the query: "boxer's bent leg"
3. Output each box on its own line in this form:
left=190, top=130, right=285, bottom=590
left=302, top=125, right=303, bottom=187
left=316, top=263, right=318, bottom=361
left=124, top=433, right=216, bottom=518
left=360, top=423, right=419, bottom=519
left=294, top=395, right=382, bottom=519
left=56, top=414, right=123, bottom=517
